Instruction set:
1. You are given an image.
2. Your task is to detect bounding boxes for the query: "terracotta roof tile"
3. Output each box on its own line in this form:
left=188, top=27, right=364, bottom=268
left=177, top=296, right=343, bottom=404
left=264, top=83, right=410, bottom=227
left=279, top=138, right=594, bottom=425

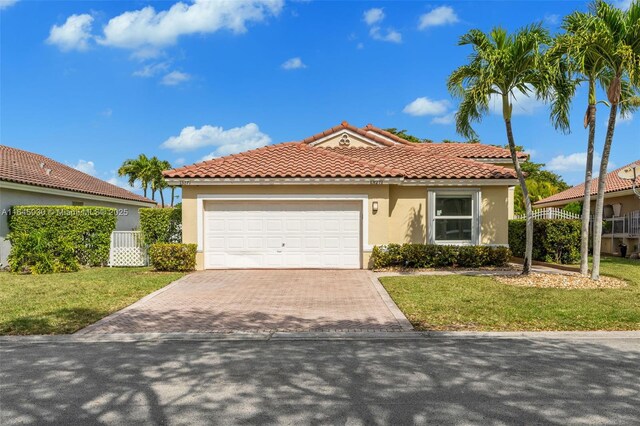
left=324, top=146, right=517, bottom=179
left=0, top=145, right=154, bottom=204
left=166, top=142, right=517, bottom=180
left=535, top=161, right=640, bottom=205
left=417, top=143, right=528, bottom=159
left=164, top=143, right=404, bottom=179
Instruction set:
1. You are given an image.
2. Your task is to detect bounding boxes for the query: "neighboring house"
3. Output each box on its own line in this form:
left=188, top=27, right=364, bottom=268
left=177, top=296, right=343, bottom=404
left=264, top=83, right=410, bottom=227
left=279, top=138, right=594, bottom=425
left=164, top=122, right=525, bottom=270
left=535, top=160, right=640, bottom=255
left=0, top=145, right=156, bottom=267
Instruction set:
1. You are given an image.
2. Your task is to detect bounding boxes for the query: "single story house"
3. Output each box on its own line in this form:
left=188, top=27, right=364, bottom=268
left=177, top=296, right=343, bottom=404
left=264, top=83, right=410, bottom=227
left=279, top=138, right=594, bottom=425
left=164, top=122, right=525, bottom=270
left=0, top=145, right=156, bottom=267
left=535, top=160, right=640, bottom=255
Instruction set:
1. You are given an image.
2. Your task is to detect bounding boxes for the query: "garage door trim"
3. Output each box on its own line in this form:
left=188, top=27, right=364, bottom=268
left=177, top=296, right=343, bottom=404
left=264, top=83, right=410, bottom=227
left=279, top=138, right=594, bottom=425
left=196, top=194, right=370, bottom=254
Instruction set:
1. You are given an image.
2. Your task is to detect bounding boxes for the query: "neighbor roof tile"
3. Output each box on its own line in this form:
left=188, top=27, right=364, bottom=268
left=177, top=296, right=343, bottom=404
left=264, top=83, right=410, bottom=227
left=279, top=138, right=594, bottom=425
left=0, top=145, right=154, bottom=204
left=535, top=161, right=640, bottom=205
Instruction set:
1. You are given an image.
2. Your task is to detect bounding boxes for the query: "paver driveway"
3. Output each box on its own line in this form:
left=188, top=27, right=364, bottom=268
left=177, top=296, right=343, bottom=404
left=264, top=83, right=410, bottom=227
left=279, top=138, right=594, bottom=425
left=79, top=270, right=411, bottom=334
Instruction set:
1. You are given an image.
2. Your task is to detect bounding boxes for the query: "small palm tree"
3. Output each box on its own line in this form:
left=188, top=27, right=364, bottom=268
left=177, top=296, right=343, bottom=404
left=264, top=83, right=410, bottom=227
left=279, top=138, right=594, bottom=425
left=147, top=157, right=173, bottom=207
left=447, top=25, right=572, bottom=274
left=577, top=0, right=640, bottom=280
left=117, top=154, right=152, bottom=198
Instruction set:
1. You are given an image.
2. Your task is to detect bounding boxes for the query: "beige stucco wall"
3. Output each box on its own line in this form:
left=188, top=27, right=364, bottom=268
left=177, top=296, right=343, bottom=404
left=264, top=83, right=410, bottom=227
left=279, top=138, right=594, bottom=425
left=481, top=186, right=510, bottom=245
left=182, top=183, right=511, bottom=270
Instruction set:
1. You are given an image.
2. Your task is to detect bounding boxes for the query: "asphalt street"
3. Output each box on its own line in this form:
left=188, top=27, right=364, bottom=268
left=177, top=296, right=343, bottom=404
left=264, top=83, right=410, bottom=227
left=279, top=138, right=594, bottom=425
left=1, top=334, right=639, bottom=425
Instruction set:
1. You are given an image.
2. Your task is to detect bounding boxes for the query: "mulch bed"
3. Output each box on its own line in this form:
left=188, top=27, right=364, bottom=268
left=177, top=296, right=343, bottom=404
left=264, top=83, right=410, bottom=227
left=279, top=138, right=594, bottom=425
left=494, top=272, right=627, bottom=289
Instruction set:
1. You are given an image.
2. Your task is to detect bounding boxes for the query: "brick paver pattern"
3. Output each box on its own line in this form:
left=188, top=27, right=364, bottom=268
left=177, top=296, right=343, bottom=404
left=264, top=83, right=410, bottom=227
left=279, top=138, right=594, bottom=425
left=84, top=270, right=405, bottom=333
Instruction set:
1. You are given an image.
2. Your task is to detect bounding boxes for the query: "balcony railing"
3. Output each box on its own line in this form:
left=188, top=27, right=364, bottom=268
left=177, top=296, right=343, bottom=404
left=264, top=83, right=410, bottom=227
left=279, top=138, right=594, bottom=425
left=602, top=210, right=640, bottom=236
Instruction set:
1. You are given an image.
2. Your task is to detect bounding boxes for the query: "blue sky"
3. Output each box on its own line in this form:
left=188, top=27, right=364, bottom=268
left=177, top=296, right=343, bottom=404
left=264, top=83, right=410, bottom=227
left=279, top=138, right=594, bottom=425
left=1, top=0, right=638, bottom=203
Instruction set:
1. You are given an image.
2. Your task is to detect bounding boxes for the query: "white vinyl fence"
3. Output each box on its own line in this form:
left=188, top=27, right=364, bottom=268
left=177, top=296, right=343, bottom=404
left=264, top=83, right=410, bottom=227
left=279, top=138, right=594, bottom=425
left=109, top=231, right=147, bottom=267
left=515, top=208, right=581, bottom=220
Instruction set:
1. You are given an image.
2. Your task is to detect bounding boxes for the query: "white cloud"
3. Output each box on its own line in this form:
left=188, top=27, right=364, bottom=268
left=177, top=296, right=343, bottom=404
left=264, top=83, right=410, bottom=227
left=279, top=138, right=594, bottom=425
left=174, top=157, right=186, bottom=166
left=0, top=0, right=18, bottom=10
left=281, top=57, right=306, bottom=70
left=489, top=86, right=547, bottom=116
left=548, top=152, right=604, bottom=172
left=615, top=0, right=632, bottom=10
left=363, top=7, right=401, bottom=43
left=161, top=123, right=271, bottom=158
left=97, top=0, right=283, bottom=51
left=369, top=26, right=402, bottom=43
left=133, top=62, right=170, bottom=77
left=403, top=97, right=450, bottom=116
left=107, top=175, right=136, bottom=190
left=46, top=14, right=94, bottom=51
left=100, top=108, right=113, bottom=117
left=73, top=160, right=97, bottom=176
left=431, top=110, right=457, bottom=125
left=544, top=14, right=560, bottom=25
left=161, top=70, right=190, bottom=86
left=418, top=6, right=459, bottom=30
left=363, top=8, right=384, bottom=25
left=356, top=42, right=364, bottom=49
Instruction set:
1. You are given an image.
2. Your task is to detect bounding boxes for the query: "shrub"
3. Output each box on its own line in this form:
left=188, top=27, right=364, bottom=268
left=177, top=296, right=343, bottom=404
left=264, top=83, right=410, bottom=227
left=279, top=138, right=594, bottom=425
left=139, top=208, right=182, bottom=245
left=8, top=229, right=79, bottom=274
left=149, top=243, right=196, bottom=272
left=508, top=219, right=581, bottom=264
left=370, top=243, right=510, bottom=269
left=7, top=206, right=116, bottom=273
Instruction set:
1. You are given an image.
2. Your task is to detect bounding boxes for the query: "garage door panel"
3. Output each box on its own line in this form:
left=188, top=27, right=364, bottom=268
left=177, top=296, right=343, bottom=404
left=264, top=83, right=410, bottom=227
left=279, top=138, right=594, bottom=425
left=204, top=200, right=361, bottom=269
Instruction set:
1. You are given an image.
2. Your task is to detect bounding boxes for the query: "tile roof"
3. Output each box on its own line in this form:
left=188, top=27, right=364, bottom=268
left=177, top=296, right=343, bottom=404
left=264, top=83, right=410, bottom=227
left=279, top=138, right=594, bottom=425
left=324, top=146, right=518, bottom=179
left=0, top=145, right=155, bottom=204
left=417, top=143, right=528, bottom=159
left=300, top=121, right=404, bottom=147
left=165, top=142, right=517, bottom=180
left=535, top=161, right=640, bottom=205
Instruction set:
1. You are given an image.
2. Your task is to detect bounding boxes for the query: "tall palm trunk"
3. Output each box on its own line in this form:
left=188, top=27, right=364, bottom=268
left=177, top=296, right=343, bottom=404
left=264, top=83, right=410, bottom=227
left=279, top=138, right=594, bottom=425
left=502, top=96, right=532, bottom=274
left=142, top=184, right=148, bottom=199
left=170, top=187, right=175, bottom=207
left=151, top=188, right=156, bottom=201
left=580, top=78, right=597, bottom=276
left=591, top=102, right=618, bottom=280
left=159, top=189, right=165, bottom=208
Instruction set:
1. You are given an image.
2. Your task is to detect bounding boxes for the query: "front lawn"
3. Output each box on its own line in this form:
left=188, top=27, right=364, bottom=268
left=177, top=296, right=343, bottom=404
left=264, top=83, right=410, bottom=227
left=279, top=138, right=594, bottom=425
left=0, top=267, right=184, bottom=335
left=380, top=257, right=640, bottom=331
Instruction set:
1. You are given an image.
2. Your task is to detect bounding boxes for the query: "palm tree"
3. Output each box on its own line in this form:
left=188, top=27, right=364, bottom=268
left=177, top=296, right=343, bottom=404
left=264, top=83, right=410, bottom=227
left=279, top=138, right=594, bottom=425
left=117, top=154, right=152, bottom=198
left=147, top=157, right=172, bottom=208
left=578, top=0, right=640, bottom=280
left=554, top=12, right=611, bottom=276
left=447, top=25, right=572, bottom=274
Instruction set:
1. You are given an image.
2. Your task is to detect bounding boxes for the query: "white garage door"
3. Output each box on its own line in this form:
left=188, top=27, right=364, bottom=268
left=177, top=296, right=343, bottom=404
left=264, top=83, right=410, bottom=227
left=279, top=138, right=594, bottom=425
left=204, top=200, right=361, bottom=269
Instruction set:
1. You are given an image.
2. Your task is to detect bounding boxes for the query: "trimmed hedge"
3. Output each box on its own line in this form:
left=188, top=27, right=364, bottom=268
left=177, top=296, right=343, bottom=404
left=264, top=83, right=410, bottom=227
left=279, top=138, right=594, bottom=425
left=139, top=208, right=182, bottom=245
left=149, top=243, right=197, bottom=272
left=370, top=243, right=511, bottom=270
left=508, top=219, right=580, bottom=264
left=7, top=206, right=116, bottom=273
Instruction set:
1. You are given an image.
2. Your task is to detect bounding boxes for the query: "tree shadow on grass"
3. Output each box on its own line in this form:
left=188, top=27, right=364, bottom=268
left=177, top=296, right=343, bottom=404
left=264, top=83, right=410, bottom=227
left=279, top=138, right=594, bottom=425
left=1, top=308, right=108, bottom=335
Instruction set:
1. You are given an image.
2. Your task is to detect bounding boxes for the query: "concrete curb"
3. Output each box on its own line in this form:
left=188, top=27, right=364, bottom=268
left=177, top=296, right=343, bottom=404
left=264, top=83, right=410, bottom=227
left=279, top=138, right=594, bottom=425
left=2, top=330, right=639, bottom=344
left=367, top=271, right=414, bottom=331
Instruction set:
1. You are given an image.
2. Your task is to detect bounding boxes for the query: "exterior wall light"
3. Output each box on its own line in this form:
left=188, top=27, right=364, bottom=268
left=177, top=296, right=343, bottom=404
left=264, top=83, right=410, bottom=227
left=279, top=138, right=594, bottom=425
left=372, top=201, right=379, bottom=213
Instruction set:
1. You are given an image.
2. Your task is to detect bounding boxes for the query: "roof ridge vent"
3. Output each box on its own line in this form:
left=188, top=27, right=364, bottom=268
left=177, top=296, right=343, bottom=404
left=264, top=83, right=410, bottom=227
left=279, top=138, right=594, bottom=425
left=40, top=162, right=45, bottom=168
left=45, top=168, right=52, bottom=176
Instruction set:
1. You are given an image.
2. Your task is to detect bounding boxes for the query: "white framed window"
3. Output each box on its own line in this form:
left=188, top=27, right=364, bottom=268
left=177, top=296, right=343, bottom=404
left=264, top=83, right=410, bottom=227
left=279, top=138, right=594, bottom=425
left=428, top=189, right=481, bottom=245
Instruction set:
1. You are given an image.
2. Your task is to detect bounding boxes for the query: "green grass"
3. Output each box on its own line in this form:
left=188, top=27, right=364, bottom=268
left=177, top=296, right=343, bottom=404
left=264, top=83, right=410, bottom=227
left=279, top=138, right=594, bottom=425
left=0, top=267, right=184, bottom=335
left=380, top=257, right=640, bottom=331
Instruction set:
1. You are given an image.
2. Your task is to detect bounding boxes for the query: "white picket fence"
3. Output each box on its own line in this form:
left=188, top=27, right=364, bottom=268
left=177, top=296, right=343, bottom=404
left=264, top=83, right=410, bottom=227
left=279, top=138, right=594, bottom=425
left=515, top=208, right=581, bottom=220
left=109, top=231, right=147, bottom=267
